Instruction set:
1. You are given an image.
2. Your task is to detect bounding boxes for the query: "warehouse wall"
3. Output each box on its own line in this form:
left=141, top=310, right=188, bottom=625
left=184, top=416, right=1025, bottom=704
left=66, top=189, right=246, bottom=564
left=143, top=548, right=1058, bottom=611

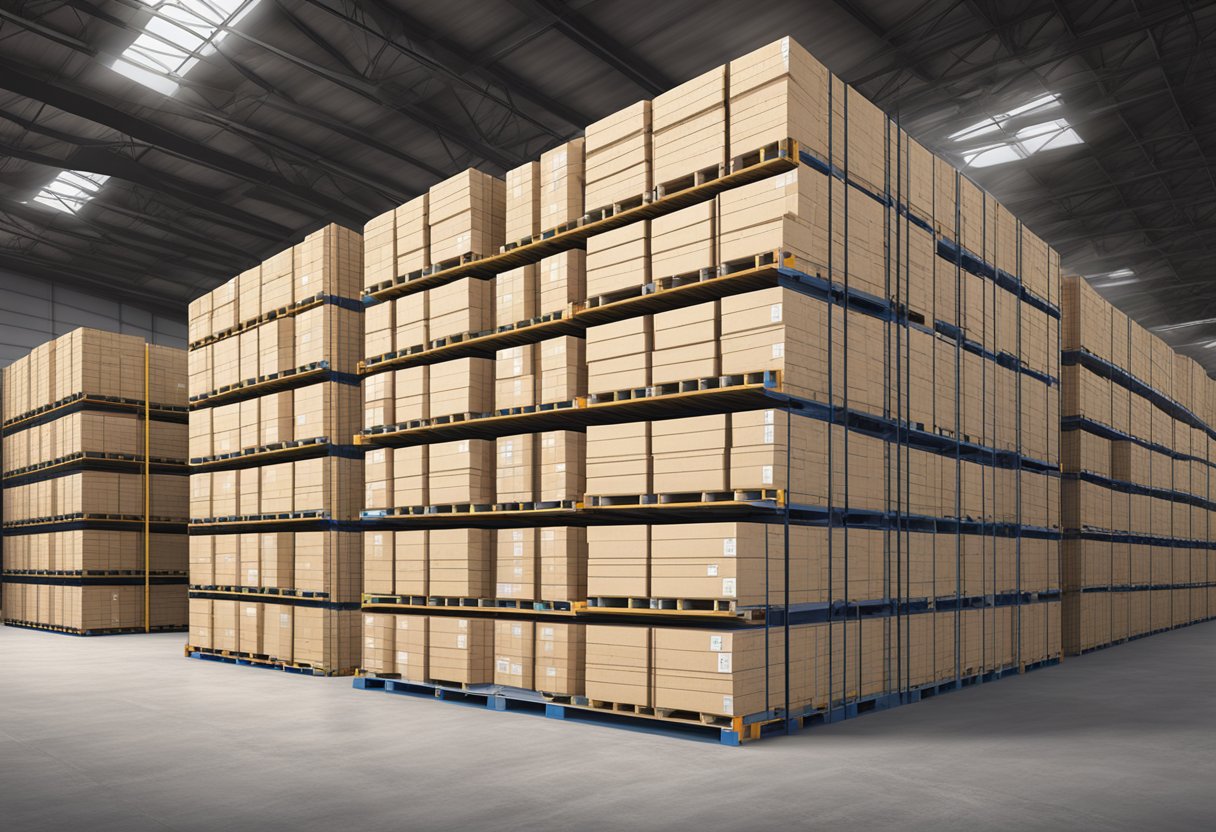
left=0, top=268, right=187, bottom=367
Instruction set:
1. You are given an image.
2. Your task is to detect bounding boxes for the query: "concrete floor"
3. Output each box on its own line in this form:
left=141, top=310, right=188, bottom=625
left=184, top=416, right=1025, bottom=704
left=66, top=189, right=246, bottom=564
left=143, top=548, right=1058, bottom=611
left=1, top=624, right=1214, bottom=832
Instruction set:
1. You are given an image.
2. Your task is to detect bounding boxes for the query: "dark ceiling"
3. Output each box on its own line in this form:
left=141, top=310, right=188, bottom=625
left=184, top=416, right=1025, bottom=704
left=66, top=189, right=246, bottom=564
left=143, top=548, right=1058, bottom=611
left=1, top=0, right=1215, bottom=365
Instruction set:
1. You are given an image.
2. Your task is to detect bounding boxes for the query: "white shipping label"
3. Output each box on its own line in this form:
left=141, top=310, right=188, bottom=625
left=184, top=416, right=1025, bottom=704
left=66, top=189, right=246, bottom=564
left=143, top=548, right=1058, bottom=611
left=709, top=635, right=723, bottom=652
left=496, top=658, right=510, bottom=673
left=296, top=415, right=306, bottom=425
left=513, top=543, right=524, bottom=556
left=717, top=653, right=733, bottom=673
left=764, top=409, right=775, bottom=424
left=512, top=530, right=524, bottom=541
left=280, top=613, right=290, bottom=626
left=458, top=619, right=468, bottom=630
left=763, top=424, right=775, bottom=444
left=457, top=635, right=467, bottom=649
left=396, top=651, right=409, bottom=663
left=555, top=463, right=566, bottom=473
left=770, top=303, right=783, bottom=322
left=781, top=35, right=790, bottom=67
left=365, top=615, right=375, bottom=626
left=541, top=626, right=554, bottom=639
left=761, top=465, right=774, bottom=485
left=723, top=695, right=734, bottom=715
left=512, top=624, right=522, bottom=638
left=723, top=537, right=737, bottom=556
left=510, top=663, right=523, bottom=676
left=372, top=534, right=383, bottom=546
left=772, top=342, right=785, bottom=358
left=547, top=666, right=557, bottom=677
left=513, top=567, right=523, bottom=578
left=365, top=637, right=376, bottom=649
left=722, top=578, right=737, bottom=597
left=457, top=441, right=469, bottom=453
left=707, top=563, right=718, bottom=577
left=300, top=274, right=310, bottom=285
left=245, top=607, right=256, bottom=618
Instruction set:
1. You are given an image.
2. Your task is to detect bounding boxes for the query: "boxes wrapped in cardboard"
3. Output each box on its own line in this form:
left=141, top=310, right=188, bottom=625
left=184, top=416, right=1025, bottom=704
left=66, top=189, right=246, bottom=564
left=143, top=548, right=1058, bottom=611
left=586, top=221, right=649, bottom=298
left=496, top=527, right=537, bottom=600
left=586, top=316, right=652, bottom=394
left=429, top=438, right=494, bottom=505
left=651, top=414, right=729, bottom=492
left=587, top=524, right=649, bottom=598
left=652, top=300, right=719, bottom=385
left=652, top=66, right=727, bottom=187
left=535, top=621, right=585, bottom=695
left=428, top=616, right=493, bottom=685
left=585, top=624, right=651, bottom=706
left=585, top=100, right=652, bottom=210
left=429, top=357, right=493, bottom=418
left=494, top=619, right=535, bottom=688
left=427, top=169, right=505, bottom=262
left=429, top=528, right=493, bottom=598
left=540, top=526, right=586, bottom=602
left=586, top=421, right=650, bottom=496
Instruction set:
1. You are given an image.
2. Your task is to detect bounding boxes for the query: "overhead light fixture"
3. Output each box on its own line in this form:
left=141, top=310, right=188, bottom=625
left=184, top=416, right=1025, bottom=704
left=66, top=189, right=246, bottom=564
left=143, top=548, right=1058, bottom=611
left=1097, top=278, right=1138, bottom=288
left=1204, top=341, right=1216, bottom=349
left=950, top=93, right=1083, bottom=168
left=112, top=0, right=261, bottom=96
left=1154, top=317, right=1216, bottom=333
left=28, top=170, right=111, bottom=214
left=1099, top=268, right=1135, bottom=280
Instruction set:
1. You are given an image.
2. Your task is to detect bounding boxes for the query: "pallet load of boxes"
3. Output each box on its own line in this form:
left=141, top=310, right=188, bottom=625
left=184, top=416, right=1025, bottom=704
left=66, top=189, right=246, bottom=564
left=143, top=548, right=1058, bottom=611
left=1, top=329, right=189, bottom=634
left=185, top=225, right=365, bottom=675
left=352, top=36, right=1063, bottom=743
left=1060, top=277, right=1216, bottom=654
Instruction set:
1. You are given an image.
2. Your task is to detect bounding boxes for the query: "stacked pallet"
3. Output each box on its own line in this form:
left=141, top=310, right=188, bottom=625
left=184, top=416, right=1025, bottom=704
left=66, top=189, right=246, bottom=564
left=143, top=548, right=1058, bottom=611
left=1060, top=276, right=1215, bottom=654
left=354, top=36, right=1062, bottom=741
left=0, top=328, right=189, bottom=634
left=186, top=225, right=365, bottom=675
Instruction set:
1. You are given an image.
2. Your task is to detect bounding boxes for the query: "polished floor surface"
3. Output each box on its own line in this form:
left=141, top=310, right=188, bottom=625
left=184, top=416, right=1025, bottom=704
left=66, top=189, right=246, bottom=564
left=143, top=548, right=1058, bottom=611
left=1, top=620, right=1214, bottom=831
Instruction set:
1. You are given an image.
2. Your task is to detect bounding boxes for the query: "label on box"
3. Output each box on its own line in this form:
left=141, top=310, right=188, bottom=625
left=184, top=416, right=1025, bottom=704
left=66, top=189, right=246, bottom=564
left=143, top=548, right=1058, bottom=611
left=513, top=543, right=524, bottom=556
left=764, top=424, right=774, bottom=444
left=511, top=624, right=522, bottom=637
left=772, top=343, right=784, bottom=358
left=723, top=695, right=734, bottom=715
left=723, top=538, right=736, bottom=556
left=365, top=615, right=375, bottom=626
left=457, top=635, right=467, bottom=649
left=457, top=441, right=469, bottom=453
left=280, top=613, right=290, bottom=626
left=511, top=663, right=522, bottom=676
left=709, top=635, right=723, bottom=652
left=547, top=666, right=557, bottom=677
left=764, top=410, right=774, bottom=424
left=761, top=465, right=773, bottom=485
left=707, top=564, right=718, bottom=576
left=722, top=578, right=736, bottom=597
left=556, top=462, right=567, bottom=473
left=396, top=651, right=409, bottom=663
left=770, top=303, right=783, bottom=322
left=717, top=653, right=732, bottom=673
left=540, top=626, right=554, bottom=639
left=496, top=658, right=510, bottom=673
left=497, top=582, right=512, bottom=596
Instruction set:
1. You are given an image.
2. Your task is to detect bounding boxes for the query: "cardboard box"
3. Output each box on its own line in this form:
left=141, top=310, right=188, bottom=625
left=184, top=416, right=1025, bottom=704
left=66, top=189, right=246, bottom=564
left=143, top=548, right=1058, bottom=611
left=262, top=603, right=294, bottom=662
left=495, top=345, right=536, bottom=411
left=653, top=626, right=791, bottom=718
left=496, top=527, right=538, bottom=600
left=587, top=524, right=649, bottom=598
left=189, top=597, right=212, bottom=649
left=585, top=100, right=652, bottom=210
left=494, top=619, right=535, bottom=689
left=496, top=434, right=535, bottom=503
left=427, top=169, right=505, bottom=262
left=534, top=621, right=585, bottom=695
left=538, top=430, right=585, bottom=502
left=538, top=336, right=585, bottom=404
left=585, top=624, right=651, bottom=706
left=652, top=300, right=719, bottom=384
left=540, top=526, right=586, bottom=602
left=362, top=612, right=396, bottom=675
left=539, top=251, right=585, bottom=312
left=395, top=194, right=429, bottom=276
left=505, top=160, right=540, bottom=242
left=651, top=414, right=729, bottom=492
left=392, top=445, right=427, bottom=507
left=429, top=439, right=494, bottom=505
left=586, top=316, right=652, bottom=394
left=393, top=613, right=429, bottom=681
left=540, top=138, right=584, bottom=230
left=239, top=601, right=264, bottom=655
left=653, top=65, right=727, bottom=186
left=430, top=277, right=495, bottom=339
left=494, top=266, right=538, bottom=328
left=586, top=421, right=650, bottom=496
left=429, top=357, right=493, bottom=418
left=363, top=530, right=395, bottom=595
left=394, top=530, right=428, bottom=597
left=652, top=201, right=716, bottom=278
left=428, top=616, right=494, bottom=685
left=429, top=528, right=494, bottom=598
left=586, top=221, right=649, bottom=298
left=364, top=447, right=394, bottom=511
left=260, top=532, right=294, bottom=590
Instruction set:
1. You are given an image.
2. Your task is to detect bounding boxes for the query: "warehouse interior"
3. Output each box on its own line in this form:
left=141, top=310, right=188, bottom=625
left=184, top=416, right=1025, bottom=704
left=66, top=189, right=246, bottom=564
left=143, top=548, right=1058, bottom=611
left=2, top=1, right=1215, bottom=829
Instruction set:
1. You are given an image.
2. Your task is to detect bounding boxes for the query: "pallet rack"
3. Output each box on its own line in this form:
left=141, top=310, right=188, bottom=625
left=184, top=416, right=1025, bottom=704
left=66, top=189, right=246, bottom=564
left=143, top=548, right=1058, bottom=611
left=1, top=330, right=189, bottom=635
left=350, top=37, right=1063, bottom=743
left=1060, top=276, right=1216, bottom=653
left=185, top=224, right=365, bottom=676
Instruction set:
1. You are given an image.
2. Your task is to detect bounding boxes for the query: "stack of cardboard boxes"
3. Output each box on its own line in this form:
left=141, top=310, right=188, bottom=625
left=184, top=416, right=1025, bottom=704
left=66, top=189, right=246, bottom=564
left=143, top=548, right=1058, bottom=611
left=187, top=225, right=364, bottom=674
left=0, top=328, right=189, bottom=633
left=1060, top=276, right=1215, bottom=654
left=354, top=36, right=1064, bottom=728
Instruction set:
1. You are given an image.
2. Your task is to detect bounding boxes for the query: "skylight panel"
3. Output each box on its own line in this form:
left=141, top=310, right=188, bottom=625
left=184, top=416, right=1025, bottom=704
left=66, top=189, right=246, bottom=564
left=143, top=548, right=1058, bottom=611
left=30, top=171, right=111, bottom=214
left=111, top=0, right=260, bottom=95
left=949, top=93, right=1080, bottom=168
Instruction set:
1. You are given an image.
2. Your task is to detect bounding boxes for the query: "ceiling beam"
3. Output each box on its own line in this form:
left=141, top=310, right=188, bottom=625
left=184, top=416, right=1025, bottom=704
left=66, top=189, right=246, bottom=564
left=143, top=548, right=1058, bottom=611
left=507, top=0, right=673, bottom=96
left=0, top=59, right=368, bottom=227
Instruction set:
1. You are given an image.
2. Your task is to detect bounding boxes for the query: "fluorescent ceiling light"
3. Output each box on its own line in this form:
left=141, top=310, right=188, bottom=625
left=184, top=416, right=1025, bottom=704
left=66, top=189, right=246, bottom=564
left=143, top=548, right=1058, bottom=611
left=950, top=93, right=1083, bottom=168
left=1204, top=341, right=1216, bottom=349
left=29, top=170, right=111, bottom=214
left=1097, top=278, right=1138, bottom=288
left=1101, top=268, right=1135, bottom=279
left=112, top=0, right=260, bottom=96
